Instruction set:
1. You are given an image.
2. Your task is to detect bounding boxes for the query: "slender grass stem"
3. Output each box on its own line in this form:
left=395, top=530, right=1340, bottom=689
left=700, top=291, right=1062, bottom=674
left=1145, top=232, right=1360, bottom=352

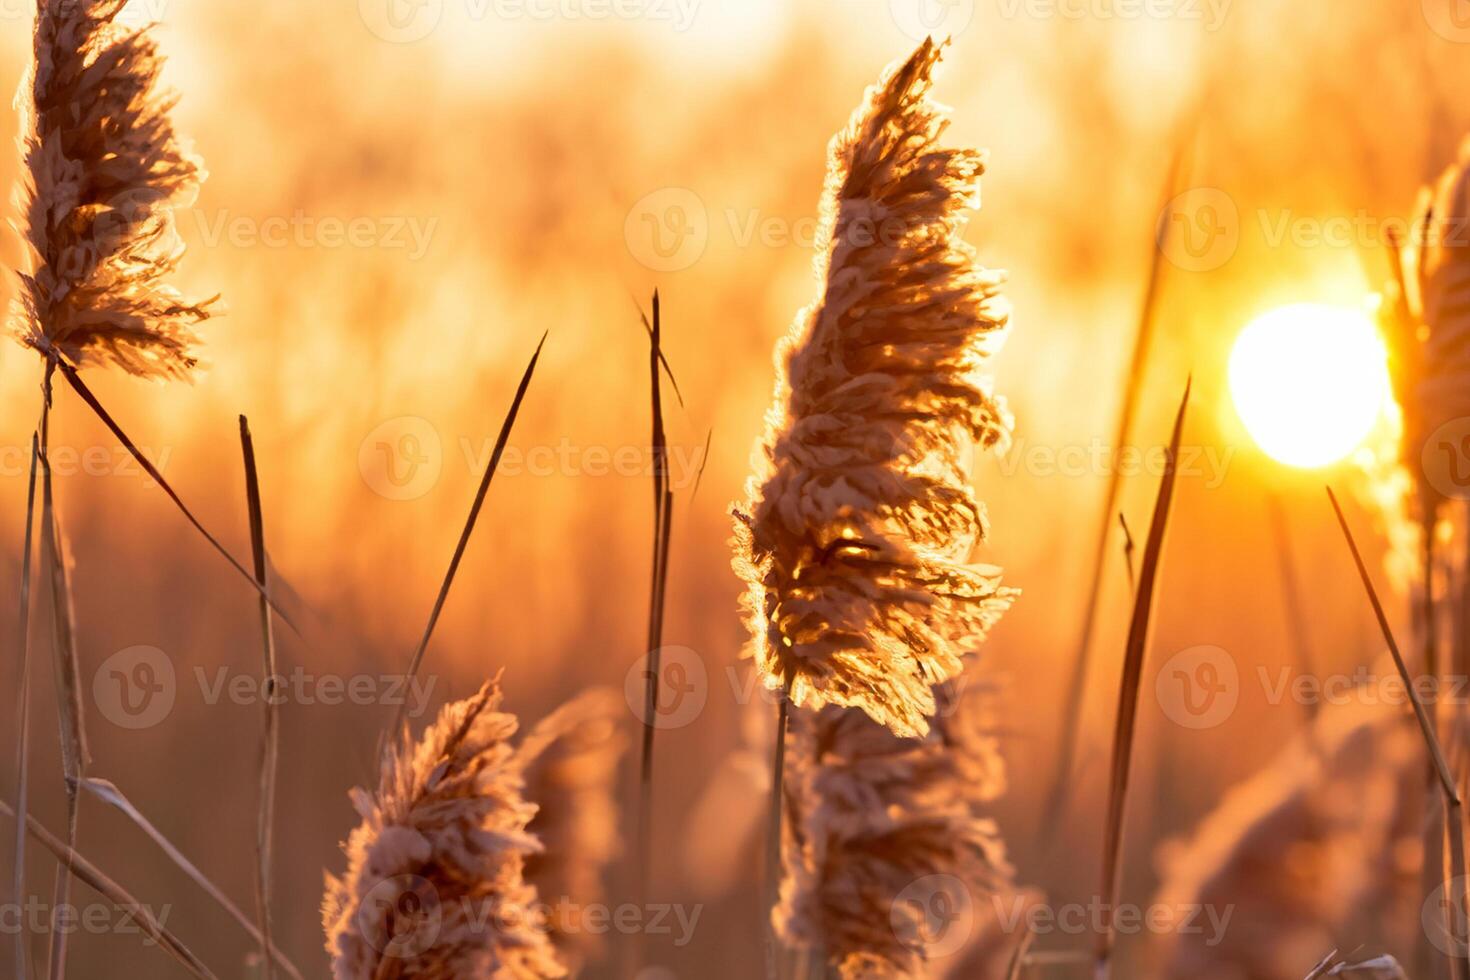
left=239, top=417, right=278, bottom=980
left=765, top=674, right=794, bottom=980
left=10, top=433, right=39, bottom=980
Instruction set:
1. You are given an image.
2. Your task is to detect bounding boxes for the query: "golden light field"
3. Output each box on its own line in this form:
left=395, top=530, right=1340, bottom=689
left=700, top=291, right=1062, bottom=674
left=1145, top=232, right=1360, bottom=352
left=2, top=1, right=1470, bottom=978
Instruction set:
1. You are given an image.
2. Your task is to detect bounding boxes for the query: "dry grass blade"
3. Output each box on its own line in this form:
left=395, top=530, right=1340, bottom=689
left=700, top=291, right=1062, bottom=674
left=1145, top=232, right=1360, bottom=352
left=238, top=415, right=279, bottom=980
left=1044, top=139, right=1191, bottom=842
left=391, top=331, right=547, bottom=735
left=1327, top=486, right=1469, bottom=979
left=78, top=778, right=303, bottom=980
left=0, top=799, right=218, bottom=980
left=53, top=361, right=295, bottom=630
left=633, top=292, right=675, bottom=973
left=635, top=291, right=685, bottom=408
left=1095, top=378, right=1191, bottom=979
left=39, top=369, right=87, bottom=980
left=10, top=433, right=39, bottom=980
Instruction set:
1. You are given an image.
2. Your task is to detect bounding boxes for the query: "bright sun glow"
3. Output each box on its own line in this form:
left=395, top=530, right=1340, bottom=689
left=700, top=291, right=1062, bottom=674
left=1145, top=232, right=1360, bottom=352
left=1228, top=303, right=1391, bottom=469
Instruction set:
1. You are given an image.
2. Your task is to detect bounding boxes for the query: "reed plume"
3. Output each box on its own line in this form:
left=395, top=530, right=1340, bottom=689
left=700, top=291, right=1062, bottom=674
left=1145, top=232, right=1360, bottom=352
left=731, top=37, right=1016, bottom=739
left=14, top=0, right=212, bottom=379
left=322, top=682, right=563, bottom=980
left=1152, top=693, right=1420, bottom=980
left=776, top=676, right=1014, bottom=978
left=514, top=687, right=627, bottom=971
left=1398, top=141, right=1470, bottom=480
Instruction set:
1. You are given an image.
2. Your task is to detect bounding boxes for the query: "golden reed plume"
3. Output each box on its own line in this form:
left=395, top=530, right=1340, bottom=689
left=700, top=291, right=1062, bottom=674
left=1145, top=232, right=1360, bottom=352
left=777, top=678, right=1014, bottom=978
left=14, top=0, right=212, bottom=379
left=1383, top=138, right=1470, bottom=510
left=322, top=682, right=564, bottom=980
left=732, top=38, right=1016, bottom=739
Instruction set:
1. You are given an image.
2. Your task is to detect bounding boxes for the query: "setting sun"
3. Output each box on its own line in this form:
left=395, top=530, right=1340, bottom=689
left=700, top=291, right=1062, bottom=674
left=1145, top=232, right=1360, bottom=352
left=1228, top=304, right=1391, bottom=469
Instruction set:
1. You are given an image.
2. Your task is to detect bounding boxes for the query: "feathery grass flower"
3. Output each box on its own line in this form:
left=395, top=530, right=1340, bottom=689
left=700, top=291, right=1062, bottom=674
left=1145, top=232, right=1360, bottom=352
left=15, top=0, right=212, bottom=379
left=323, top=682, right=563, bottom=980
left=777, top=686, right=1013, bottom=978
left=732, top=38, right=1016, bottom=739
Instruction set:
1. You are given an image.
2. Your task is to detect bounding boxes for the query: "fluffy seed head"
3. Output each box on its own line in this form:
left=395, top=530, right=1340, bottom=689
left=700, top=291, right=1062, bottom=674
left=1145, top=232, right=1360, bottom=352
left=732, top=37, right=1016, bottom=739
left=322, top=682, right=564, bottom=980
left=777, top=678, right=1013, bottom=978
left=14, top=0, right=213, bottom=379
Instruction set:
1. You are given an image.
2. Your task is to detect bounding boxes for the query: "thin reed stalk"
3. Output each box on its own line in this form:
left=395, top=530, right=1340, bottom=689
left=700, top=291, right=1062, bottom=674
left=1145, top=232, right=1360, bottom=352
left=633, top=292, right=675, bottom=973
left=1043, top=140, right=1190, bottom=844
left=9, top=433, right=39, bottom=980
left=764, top=676, right=793, bottom=980
left=390, top=332, right=546, bottom=737
left=239, top=417, right=278, bottom=980
left=1095, top=379, right=1190, bottom=980
left=39, top=364, right=88, bottom=980
left=1328, top=486, right=1470, bottom=980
